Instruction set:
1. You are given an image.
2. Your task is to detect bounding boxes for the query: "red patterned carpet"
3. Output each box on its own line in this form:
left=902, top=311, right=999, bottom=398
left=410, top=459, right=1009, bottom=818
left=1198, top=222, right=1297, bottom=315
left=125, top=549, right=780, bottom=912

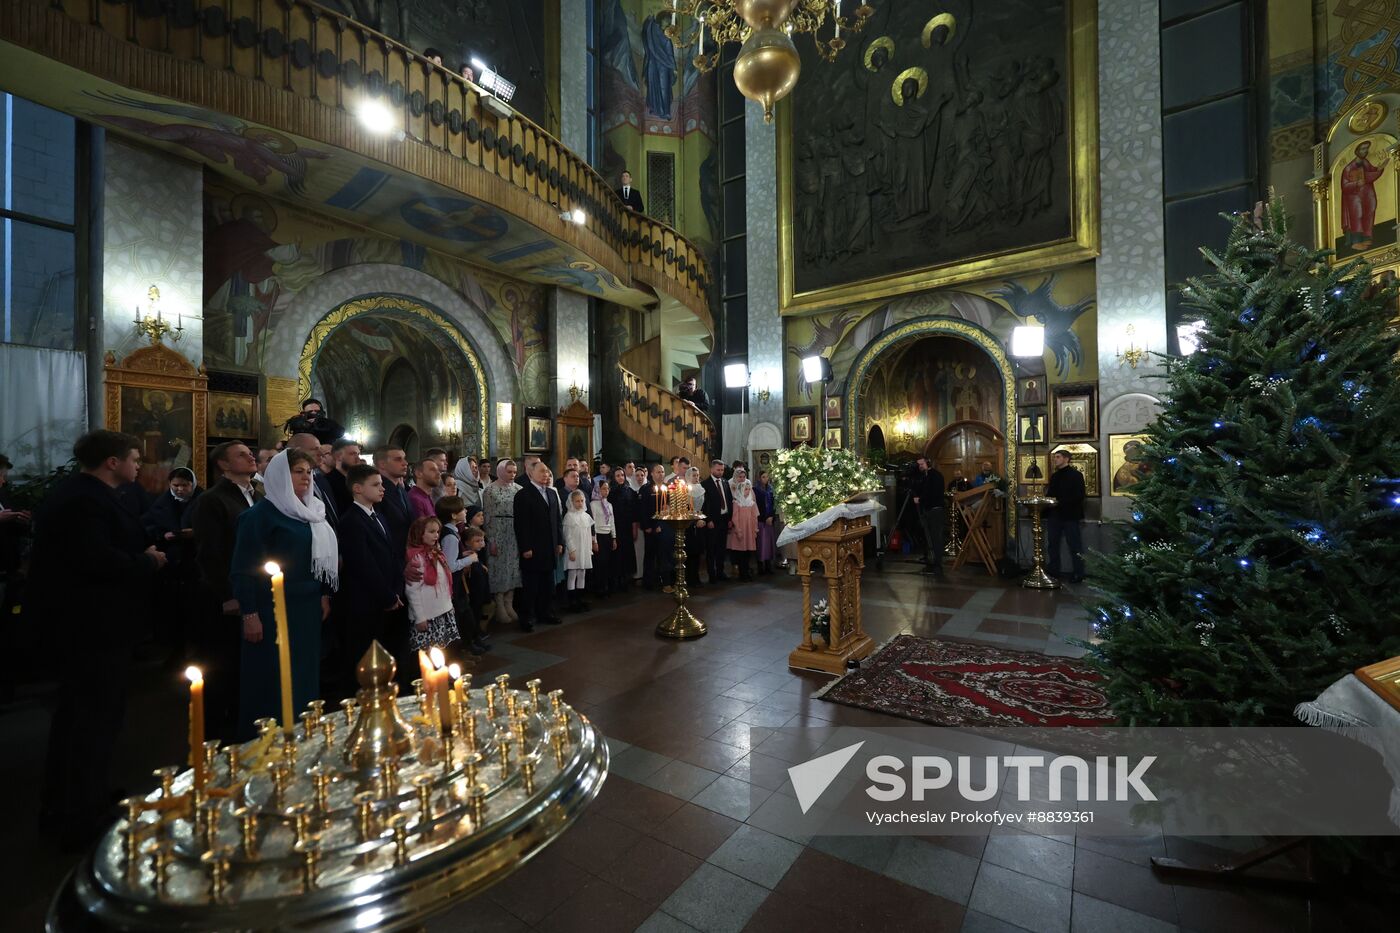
left=815, top=634, right=1118, bottom=727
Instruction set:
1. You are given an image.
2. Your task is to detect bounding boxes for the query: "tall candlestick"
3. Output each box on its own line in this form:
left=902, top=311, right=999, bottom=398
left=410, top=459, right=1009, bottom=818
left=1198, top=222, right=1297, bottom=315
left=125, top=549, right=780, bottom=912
left=429, top=647, right=452, bottom=733
left=264, top=562, right=294, bottom=737
left=419, top=651, right=437, bottom=728
left=186, top=666, right=206, bottom=789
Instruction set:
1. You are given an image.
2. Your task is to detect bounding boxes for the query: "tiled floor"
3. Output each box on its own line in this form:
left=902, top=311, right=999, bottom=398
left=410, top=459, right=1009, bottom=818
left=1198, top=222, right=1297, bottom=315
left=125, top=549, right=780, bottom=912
left=0, top=560, right=1386, bottom=931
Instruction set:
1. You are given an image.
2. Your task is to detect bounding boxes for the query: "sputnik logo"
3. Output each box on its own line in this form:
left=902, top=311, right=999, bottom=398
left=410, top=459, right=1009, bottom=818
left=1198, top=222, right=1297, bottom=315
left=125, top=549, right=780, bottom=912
left=787, top=742, right=865, bottom=814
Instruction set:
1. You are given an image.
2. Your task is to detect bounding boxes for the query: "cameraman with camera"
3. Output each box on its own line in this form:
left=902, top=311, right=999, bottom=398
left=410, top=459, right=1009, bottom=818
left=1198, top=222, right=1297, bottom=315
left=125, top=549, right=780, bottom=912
left=284, top=398, right=346, bottom=446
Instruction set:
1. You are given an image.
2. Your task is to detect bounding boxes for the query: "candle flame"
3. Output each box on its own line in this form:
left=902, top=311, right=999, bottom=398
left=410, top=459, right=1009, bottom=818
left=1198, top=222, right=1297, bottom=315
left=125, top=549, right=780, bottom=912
left=264, top=561, right=282, bottom=576
left=429, top=646, right=446, bottom=669
left=185, top=665, right=203, bottom=684
left=448, top=663, right=462, bottom=679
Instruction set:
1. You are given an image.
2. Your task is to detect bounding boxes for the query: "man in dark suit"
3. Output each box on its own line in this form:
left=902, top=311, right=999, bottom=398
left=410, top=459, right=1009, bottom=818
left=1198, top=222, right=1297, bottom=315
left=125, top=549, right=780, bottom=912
left=190, top=441, right=261, bottom=741
left=911, top=457, right=947, bottom=578
left=1045, top=449, right=1087, bottom=583
left=514, top=459, right=564, bottom=631
left=33, top=431, right=167, bottom=849
left=373, top=445, right=413, bottom=556
left=616, top=169, right=645, bottom=213
left=334, top=464, right=403, bottom=696
left=326, top=438, right=359, bottom=511
left=700, top=458, right=732, bottom=583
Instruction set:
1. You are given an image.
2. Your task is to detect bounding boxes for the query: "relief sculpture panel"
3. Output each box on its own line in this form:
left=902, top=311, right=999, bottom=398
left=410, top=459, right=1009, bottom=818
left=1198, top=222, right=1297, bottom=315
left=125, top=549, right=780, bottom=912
left=780, top=0, right=1097, bottom=312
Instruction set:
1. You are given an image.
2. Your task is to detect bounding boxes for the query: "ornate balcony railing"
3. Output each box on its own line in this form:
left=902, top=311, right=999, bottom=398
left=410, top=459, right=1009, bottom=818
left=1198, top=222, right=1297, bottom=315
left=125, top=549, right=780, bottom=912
left=618, top=364, right=715, bottom=464
left=3, top=0, right=712, bottom=311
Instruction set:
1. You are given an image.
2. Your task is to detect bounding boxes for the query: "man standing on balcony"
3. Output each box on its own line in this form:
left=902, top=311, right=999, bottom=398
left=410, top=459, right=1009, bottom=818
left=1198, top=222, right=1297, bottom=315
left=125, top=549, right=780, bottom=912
left=617, top=170, right=645, bottom=213
left=678, top=376, right=709, bottom=413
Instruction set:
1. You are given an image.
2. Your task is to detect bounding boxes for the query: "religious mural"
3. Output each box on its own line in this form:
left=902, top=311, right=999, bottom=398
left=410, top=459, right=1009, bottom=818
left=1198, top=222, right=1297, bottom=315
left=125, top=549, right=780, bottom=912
left=782, top=264, right=1098, bottom=405
left=857, top=337, right=1005, bottom=454
left=787, top=0, right=1075, bottom=295
left=598, top=0, right=717, bottom=254
left=202, top=177, right=549, bottom=403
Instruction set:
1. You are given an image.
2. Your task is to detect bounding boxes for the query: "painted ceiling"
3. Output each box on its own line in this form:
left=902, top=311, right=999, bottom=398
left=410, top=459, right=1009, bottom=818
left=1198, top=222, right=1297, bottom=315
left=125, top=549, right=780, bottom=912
left=0, top=47, right=648, bottom=308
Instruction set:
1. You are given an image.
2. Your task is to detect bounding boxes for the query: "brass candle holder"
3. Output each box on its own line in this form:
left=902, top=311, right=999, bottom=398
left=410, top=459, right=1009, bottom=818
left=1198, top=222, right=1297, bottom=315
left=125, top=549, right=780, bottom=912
left=654, top=481, right=708, bottom=639
left=48, top=641, right=609, bottom=932
left=1019, top=495, right=1061, bottom=590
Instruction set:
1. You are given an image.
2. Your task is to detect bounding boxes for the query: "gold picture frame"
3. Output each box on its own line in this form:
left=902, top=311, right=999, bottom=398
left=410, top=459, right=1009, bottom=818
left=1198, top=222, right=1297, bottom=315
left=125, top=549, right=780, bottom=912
left=824, top=425, right=843, bottom=449
left=789, top=410, right=815, bottom=445
left=1108, top=433, right=1151, bottom=497
left=104, top=343, right=208, bottom=492
left=775, top=0, right=1100, bottom=313
left=1016, top=450, right=1049, bottom=488
left=209, top=391, right=258, bottom=440
left=824, top=395, right=843, bottom=423
left=526, top=416, right=551, bottom=454
left=1017, top=410, right=1047, bottom=445
left=1052, top=383, right=1097, bottom=438
left=1018, top=376, right=1048, bottom=407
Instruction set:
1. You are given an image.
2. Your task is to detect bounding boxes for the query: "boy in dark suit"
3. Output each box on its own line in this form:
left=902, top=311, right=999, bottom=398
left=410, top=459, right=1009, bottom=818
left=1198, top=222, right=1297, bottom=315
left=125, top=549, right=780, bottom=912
left=616, top=169, right=645, bottom=212
left=334, top=464, right=403, bottom=695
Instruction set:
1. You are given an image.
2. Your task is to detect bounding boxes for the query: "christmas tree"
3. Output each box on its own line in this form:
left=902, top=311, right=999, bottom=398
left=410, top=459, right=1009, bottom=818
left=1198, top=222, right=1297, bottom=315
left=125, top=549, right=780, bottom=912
left=1087, top=201, right=1400, bottom=726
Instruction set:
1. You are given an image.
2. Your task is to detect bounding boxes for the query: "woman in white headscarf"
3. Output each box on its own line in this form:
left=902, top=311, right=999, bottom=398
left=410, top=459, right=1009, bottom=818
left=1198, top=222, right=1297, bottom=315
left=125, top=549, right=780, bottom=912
left=727, top=478, right=758, bottom=581
left=230, top=448, right=338, bottom=738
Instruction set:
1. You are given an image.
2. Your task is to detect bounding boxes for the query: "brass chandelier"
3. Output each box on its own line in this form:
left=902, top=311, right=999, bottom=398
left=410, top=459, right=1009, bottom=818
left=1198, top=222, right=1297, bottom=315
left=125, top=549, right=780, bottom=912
left=664, top=0, right=875, bottom=122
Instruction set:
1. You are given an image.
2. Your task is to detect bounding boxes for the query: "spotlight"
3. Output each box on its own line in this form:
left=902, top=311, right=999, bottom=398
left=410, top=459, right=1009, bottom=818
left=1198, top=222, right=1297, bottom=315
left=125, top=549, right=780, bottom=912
left=801, top=355, right=832, bottom=384
left=1010, top=325, right=1045, bottom=358
left=724, top=362, right=749, bottom=389
left=570, top=207, right=586, bottom=225
left=355, top=97, right=397, bottom=135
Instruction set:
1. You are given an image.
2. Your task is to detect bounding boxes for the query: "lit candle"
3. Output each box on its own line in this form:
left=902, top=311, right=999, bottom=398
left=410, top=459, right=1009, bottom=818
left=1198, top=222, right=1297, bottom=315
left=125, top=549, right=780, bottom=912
left=448, top=662, right=466, bottom=708
left=264, top=562, right=294, bottom=737
left=134, top=304, right=140, bottom=324
left=418, top=650, right=436, bottom=725
left=186, top=666, right=206, bottom=789
left=429, top=647, right=452, bottom=733
left=698, top=16, right=705, bottom=55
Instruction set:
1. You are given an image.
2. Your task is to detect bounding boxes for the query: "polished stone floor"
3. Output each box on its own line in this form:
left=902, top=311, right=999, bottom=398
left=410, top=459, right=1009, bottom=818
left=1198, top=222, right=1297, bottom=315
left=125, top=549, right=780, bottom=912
left=0, top=560, right=1384, bottom=931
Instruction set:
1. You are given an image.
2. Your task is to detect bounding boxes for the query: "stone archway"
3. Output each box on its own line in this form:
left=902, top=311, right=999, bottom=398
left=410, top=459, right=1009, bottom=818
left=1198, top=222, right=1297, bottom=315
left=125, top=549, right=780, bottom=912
left=299, top=295, right=492, bottom=458
left=845, top=316, right=1016, bottom=468
left=270, top=263, right=519, bottom=453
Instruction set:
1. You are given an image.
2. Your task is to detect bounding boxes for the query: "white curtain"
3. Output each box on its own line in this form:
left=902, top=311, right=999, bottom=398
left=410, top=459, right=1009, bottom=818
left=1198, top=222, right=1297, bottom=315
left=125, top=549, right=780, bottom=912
left=0, top=344, right=87, bottom=478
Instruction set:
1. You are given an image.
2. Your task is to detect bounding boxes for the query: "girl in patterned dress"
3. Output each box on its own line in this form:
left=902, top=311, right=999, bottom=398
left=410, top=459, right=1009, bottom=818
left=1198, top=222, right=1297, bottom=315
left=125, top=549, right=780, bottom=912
left=405, top=516, right=460, bottom=656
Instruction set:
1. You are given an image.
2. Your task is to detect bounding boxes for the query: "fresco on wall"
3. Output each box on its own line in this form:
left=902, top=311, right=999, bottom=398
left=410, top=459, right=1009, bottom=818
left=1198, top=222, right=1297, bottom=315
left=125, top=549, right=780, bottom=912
left=599, top=0, right=718, bottom=255
left=788, top=0, right=1074, bottom=294
left=782, top=264, right=1098, bottom=402
left=203, top=178, right=548, bottom=403
left=859, top=337, right=1005, bottom=450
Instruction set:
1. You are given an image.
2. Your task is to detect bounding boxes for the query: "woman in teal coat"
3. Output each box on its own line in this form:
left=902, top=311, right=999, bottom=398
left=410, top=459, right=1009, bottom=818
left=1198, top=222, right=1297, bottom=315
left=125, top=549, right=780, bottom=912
left=230, top=448, right=338, bottom=739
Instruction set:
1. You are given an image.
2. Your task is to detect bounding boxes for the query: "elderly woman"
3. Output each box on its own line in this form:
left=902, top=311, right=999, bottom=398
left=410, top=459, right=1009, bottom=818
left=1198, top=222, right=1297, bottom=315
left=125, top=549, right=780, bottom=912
left=482, top=458, right=522, bottom=627
left=230, top=449, right=336, bottom=738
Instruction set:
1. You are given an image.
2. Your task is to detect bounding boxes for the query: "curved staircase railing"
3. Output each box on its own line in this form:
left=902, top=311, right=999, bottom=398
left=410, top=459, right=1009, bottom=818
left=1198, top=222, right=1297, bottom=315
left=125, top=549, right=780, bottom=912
left=1, top=0, right=712, bottom=312
left=618, top=364, right=715, bottom=466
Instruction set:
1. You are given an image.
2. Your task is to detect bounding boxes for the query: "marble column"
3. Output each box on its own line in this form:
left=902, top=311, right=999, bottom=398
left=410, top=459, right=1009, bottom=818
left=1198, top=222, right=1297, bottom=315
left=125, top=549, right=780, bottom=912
left=1095, top=0, right=1166, bottom=513
left=557, top=1, right=588, bottom=158
left=732, top=100, right=786, bottom=461
left=548, top=288, right=590, bottom=414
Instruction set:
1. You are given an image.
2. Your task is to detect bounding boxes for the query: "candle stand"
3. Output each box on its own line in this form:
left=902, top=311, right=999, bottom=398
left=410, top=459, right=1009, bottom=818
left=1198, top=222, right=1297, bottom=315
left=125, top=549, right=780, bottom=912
left=653, top=478, right=707, bottom=640
left=48, top=642, right=608, bottom=932
left=1020, top=495, right=1060, bottom=590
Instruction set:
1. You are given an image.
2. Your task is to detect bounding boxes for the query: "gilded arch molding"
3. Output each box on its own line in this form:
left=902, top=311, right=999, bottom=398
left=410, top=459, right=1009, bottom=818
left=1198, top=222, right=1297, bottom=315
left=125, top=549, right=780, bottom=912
left=298, top=295, right=491, bottom=459
left=844, top=315, right=1019, bottom=537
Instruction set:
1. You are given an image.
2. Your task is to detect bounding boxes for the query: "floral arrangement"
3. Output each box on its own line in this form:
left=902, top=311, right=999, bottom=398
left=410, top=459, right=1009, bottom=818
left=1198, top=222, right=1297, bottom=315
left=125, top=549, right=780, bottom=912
left=809, top=598, right=831, bottom=645
left=772, top=445, right=883, bottom=524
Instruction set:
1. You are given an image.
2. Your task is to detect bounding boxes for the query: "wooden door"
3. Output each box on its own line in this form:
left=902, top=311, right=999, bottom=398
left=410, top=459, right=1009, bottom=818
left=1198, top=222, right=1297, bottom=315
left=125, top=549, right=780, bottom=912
left=925, top=421, right=1006, bottom=559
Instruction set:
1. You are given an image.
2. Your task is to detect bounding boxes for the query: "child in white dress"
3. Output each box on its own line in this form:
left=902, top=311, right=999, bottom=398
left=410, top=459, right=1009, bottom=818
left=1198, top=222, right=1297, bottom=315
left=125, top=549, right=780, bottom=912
left=562, top=489, right=598, bottom=611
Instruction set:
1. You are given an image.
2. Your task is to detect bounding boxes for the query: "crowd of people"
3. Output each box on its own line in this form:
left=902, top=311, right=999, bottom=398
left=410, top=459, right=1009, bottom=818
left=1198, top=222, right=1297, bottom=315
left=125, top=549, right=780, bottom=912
left=0, top=416, right=788, bottom=847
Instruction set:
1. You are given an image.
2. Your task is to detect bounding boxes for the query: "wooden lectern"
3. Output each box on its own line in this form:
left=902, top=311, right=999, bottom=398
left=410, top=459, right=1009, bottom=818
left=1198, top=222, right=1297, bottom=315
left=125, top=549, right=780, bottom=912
left=951, top=485, right=998, bottom=574
left=788, top=514, right=875, bottom=674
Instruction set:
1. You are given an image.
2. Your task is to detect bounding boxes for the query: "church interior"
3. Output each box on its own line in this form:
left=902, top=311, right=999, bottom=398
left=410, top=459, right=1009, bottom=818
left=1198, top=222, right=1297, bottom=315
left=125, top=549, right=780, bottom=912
left=2, top=0, right=1399, bottom=929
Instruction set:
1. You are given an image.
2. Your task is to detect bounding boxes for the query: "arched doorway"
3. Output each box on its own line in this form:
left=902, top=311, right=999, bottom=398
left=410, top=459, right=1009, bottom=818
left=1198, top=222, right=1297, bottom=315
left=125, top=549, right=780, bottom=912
left=927, top=420, right=1008, bottom=557
left=844, top=315, right=1017, bottom=541
left=388, top=424, right=420, bottom=461
left=298, top=295, right=490, bottom=458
